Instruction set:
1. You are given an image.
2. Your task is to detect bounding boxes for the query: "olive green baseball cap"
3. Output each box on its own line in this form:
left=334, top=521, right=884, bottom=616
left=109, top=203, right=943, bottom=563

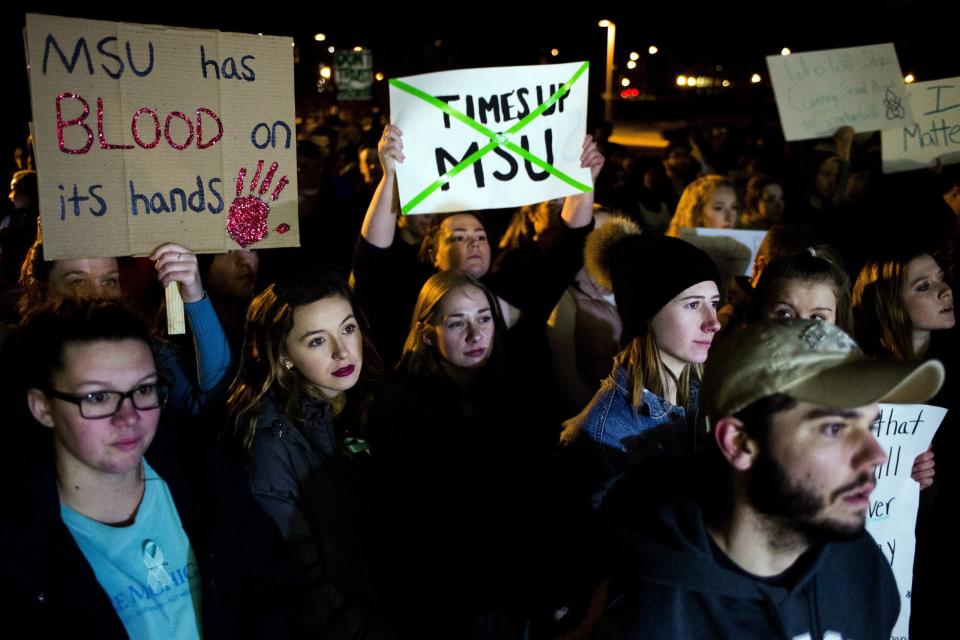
left=701, top=319, right=944, bottom=419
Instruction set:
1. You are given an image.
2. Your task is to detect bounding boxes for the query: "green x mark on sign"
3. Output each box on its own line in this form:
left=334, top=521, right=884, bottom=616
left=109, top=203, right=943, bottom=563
left=389, top=61, right=592, bottom=214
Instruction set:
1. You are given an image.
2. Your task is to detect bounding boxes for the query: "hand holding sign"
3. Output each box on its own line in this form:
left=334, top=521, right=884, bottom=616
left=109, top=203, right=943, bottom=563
left=580, top=135, right=605, bottom=183
left=151, top=243, right=204, bottom=303
left=911, top=447, right=935, bottom=489
left=379, top=125, right=406, bottom=176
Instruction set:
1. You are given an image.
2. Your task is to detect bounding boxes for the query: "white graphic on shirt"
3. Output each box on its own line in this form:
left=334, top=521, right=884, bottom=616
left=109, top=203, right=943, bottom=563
left=142, top=540, right=174, bottom=592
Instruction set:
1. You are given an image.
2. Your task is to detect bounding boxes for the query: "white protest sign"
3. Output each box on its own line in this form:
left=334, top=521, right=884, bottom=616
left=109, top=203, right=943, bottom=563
left=866, top=403, right=947, bottom=640
left=767, top=44, right=913, bottom=141
left=678, top=227, right=766, bottom=298
left=881, top=78, right=960, bottom=174
left=25, top=13, right=299, bottom=260
left=389, top=61, right=591, bottom=215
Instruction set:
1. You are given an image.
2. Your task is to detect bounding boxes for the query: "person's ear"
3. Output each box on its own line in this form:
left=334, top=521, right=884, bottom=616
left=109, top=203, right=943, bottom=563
left=27, top=389, right=55, bottom=429
left=420, top=326, right=434, bottom=346
left=279, top=356, right=294, bottom=371
left=713, top=416, right=758, bottom=471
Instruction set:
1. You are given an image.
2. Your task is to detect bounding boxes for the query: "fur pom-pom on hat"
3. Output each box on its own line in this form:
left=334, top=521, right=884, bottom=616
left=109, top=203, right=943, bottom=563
left=584, top=216, right=642, bottom=292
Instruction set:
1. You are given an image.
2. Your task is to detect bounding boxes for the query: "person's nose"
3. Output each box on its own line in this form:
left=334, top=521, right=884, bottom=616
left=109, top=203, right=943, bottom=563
left=111, top=395, right=141, bottom=427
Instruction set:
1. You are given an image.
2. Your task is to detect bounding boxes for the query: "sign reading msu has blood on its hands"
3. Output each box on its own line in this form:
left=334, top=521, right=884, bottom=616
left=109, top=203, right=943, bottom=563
left=25, top=13, right=299, bottom=260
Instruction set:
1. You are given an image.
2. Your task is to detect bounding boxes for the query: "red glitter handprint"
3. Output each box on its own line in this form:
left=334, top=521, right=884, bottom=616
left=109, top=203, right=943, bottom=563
left=227, top=160, right=289, bottom=247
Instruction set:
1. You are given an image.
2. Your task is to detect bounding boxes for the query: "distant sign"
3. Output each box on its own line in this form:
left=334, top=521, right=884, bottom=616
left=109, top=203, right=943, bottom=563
left=389, top=61, right=592, bottom=215
left=881, top=78, right=960, bottom=173
left=336, top=50, right=373, bottom=101
left=767, top=44, right=913, bottom=141
left=867, top=403, right=947, bottom=640
left=678, top=227, right=766, bottom=299
left=25, top=13, right=299, bottom=260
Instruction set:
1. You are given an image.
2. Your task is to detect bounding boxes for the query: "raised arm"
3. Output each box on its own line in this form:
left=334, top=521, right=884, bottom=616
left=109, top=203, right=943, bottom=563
left=150, top=243, right=232, bottom=411
left=560, top=134, right=605, bottom=229
left=360, top=125, right=405, bottom=248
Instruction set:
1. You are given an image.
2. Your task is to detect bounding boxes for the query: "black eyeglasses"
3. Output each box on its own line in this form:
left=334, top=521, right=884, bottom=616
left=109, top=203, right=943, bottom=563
left=46, top=382, right=169, bottom=419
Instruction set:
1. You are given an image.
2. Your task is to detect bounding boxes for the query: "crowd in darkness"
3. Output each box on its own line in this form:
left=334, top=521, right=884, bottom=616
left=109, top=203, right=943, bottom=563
left=0, top=63, right=958, bottom=639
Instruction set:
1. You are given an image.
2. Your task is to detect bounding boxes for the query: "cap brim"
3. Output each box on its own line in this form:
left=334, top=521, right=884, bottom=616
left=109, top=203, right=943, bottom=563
left=785, top=359, right=945, bottom=408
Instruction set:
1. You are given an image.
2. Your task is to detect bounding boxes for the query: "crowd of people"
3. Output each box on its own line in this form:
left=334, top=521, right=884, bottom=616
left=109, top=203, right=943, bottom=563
left=0, top=94, right=957, bottom=639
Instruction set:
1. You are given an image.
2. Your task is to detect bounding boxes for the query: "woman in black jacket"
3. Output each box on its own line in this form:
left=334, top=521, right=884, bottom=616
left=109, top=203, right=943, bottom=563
left=3, top=297, right=292, bottom=639
left=226, top=268, right=391, bottom=639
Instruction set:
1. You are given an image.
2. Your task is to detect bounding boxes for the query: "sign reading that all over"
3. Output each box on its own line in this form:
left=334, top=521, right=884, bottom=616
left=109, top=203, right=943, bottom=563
left=881, top=78, right=960, bottom=174
left=766, top=43, right=913, bottom=141
left=336, top=50, right=373, bottom=101
left=866, top=403, right=947, bottom=640
left=388, top=61, right=592, bottom=215
left=25, top=13, right=299, bottom=260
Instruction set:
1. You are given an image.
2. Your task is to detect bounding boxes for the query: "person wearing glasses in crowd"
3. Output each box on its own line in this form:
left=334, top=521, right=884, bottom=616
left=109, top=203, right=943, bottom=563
left=2, top=298, right=292, bottom=639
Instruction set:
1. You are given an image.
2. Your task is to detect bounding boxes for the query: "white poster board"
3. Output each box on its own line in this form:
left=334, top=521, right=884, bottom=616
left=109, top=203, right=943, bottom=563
left=866, top=403, right=947, bottom=640
left=389, top=61, right=591, bottom=215
left=767, top=44, right=913, bottom=141
left=881, top=78, right=960, bottom=174
left=678, top=227, right=767, bottom=297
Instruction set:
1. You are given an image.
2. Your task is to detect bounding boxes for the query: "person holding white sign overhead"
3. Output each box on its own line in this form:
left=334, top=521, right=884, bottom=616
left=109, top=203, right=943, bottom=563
left=351, top=125, right=603, bottom=366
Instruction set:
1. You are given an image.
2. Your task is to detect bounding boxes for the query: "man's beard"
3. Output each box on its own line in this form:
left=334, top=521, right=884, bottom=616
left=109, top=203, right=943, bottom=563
left=747, top=447, right=872, bottom=543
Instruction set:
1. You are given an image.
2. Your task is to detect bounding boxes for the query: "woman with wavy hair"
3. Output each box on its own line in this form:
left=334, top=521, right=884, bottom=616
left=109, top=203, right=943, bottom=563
left=666, top=175, right=738, bottom=236
left=227, top=268, right=386, bottom=638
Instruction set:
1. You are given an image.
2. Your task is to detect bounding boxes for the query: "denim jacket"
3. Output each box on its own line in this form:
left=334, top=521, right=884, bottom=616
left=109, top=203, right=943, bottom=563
left=566, top=362, right=698, bottom=480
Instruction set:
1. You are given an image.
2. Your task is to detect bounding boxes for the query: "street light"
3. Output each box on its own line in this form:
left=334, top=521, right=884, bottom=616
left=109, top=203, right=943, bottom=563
left=599, top=20, right=616, bottom=123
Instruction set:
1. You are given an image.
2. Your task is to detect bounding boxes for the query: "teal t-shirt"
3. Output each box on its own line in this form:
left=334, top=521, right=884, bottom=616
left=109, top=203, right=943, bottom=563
left=61, top=460, right=202, bottom=639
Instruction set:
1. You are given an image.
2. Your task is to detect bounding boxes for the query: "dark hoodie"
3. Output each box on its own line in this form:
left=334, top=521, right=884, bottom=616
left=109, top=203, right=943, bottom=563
left=599, top=456, right=899, bottom=639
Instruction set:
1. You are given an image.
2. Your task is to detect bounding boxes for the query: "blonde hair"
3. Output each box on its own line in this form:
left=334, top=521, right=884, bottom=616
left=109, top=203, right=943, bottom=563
left=667, top=175, right=735, bottom=237
left=618, top=329, right=700, bottom=414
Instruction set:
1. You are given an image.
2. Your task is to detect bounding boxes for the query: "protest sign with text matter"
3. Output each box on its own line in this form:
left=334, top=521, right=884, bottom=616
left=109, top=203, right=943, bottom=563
left=389, top=61, right=591, bottom=215
left=881, top=78, right=960, bottom=173
left=26, top=13, right=299, bottom=260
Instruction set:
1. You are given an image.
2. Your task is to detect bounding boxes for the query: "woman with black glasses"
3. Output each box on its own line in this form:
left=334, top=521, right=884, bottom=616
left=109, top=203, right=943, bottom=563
left=3, top=297, right=293, bottom=639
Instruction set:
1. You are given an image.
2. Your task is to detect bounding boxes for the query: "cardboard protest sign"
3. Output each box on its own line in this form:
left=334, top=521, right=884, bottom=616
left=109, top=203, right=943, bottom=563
left=678, top=228, right=766, bottom=299
left=866, top=403, right=947, bottom=640
left=25, top=13, right=299, bottom=261
left=882, top=78, right=960, bottom=173
left=766, top=44, right=912, bottom=141
left=389, top=61, right=591, bottom=215
left=336, top=50, right=373, bottom=101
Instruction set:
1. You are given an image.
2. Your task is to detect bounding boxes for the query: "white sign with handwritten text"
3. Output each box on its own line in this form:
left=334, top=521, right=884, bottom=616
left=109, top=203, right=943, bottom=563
left=767, top=43, right=913, bottom=141
left=881, top=78, right=960, bottom=173
left=866, top=403, right=946, bottom=640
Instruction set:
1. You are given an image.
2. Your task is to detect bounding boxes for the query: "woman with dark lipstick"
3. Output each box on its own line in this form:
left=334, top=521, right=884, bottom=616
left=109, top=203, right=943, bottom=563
left=226, top=268, right=389, bottom=639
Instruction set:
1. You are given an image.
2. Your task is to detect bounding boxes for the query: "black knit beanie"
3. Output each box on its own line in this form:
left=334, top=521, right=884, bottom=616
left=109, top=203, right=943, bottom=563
left=607, top=235, right=720, bottom=343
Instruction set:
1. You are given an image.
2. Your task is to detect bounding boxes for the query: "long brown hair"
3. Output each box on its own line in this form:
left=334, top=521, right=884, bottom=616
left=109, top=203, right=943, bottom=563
left=618, top=327, right=701, bottom=414
left=227, top=269, right=380, bottom=457
left=398, top=270, right=505, bottom=379
left=852, top=254, right=919, bottom=361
